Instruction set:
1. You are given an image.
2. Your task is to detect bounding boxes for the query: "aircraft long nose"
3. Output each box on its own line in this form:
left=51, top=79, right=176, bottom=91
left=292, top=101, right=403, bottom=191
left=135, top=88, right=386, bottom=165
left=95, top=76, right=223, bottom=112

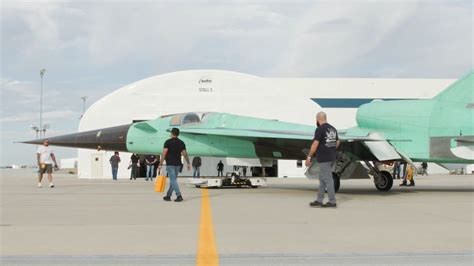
left=23, top=124, right=131, bottom=152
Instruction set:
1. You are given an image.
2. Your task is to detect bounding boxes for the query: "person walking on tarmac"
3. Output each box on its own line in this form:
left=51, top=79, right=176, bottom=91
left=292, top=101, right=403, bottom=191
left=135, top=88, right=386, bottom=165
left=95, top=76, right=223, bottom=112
left=400, top=163, right=415, bottom=186
left=37, top=139, right=59, bottom=188
left=158, top=128, right=191, bottom=202
left=306, top=112, right=340, bottom=208
left=420, top=162, right=428, bottom=176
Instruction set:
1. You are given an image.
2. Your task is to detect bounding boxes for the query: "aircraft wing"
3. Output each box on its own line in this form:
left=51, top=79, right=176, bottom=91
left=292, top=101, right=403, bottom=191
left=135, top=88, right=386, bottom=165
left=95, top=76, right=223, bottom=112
left=176, top=127, right=313, bottom=159
left=176, top=127, right=403, bottom=162
left=176, top=127, right=313, bottom=140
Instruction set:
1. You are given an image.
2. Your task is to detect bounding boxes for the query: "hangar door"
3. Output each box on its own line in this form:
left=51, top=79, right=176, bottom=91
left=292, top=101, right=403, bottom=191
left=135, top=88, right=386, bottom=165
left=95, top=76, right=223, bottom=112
left=91, top=153, right=104, bottom=178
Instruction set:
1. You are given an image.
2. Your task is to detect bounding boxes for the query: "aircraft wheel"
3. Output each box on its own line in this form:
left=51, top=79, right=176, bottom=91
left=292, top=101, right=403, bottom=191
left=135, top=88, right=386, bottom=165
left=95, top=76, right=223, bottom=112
left=332, top=172, right=341, bottom=193
left=375, top=171, right=393, bottom=191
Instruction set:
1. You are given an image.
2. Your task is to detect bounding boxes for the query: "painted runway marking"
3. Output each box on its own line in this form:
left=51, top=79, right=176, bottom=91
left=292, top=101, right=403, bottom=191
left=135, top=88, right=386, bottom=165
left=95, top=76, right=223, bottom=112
left=196, top=189, right=219, bottom=266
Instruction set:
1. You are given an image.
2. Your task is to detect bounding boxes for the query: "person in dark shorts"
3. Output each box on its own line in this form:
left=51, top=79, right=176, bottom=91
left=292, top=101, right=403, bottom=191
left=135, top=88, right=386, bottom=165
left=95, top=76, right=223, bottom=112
left=158, top=128, right=191, bottom=202
left=305, top=112, right=340, bottom=208
left=37, top=139, right=59, bottom=188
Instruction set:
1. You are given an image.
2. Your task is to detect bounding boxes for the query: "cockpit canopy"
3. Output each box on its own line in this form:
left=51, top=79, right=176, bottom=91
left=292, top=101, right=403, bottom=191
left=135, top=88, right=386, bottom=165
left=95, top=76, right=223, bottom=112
left=168, top=112, right=208, bottom=126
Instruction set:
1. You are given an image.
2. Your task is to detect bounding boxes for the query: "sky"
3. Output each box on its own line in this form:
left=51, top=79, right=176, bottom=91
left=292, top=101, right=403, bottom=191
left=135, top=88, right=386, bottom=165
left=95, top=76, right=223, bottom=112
left=1, top=0, right=473, bottom=165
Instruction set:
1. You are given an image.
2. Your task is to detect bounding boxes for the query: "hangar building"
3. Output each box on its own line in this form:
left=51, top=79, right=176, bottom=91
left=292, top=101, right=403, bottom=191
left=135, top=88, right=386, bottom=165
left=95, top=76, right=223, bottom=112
left=77, top=70, right=454, bottom=179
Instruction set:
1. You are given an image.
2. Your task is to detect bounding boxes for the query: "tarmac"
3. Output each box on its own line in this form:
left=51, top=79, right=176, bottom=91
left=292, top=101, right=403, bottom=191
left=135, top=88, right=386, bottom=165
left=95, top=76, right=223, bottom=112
left=1, top=169, right=473, bottom=265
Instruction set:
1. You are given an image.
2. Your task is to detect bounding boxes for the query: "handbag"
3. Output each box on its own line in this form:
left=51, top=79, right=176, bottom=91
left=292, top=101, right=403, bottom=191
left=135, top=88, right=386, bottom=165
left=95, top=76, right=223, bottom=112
left=154, top=171, right=167, bottom=192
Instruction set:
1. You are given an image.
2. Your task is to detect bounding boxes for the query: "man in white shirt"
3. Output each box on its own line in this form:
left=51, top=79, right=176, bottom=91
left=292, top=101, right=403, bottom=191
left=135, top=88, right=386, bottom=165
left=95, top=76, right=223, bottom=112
left=37, top=139, right=58, bottom=188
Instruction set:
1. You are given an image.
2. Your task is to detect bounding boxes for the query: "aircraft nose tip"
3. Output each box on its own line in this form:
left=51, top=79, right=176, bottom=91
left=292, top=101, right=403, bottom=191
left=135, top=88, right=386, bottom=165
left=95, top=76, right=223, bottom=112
left=20, top=124, right=132, bottom=152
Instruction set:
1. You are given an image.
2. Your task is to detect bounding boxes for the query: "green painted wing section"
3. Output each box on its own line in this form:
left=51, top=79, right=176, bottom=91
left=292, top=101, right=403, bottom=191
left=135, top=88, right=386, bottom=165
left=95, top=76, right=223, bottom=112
left=176, top=128, right=313, bottom=140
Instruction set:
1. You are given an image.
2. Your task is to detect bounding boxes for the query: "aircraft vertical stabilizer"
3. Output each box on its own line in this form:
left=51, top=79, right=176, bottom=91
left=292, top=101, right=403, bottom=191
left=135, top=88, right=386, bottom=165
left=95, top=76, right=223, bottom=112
left=434, top=70, right=473, bottom=104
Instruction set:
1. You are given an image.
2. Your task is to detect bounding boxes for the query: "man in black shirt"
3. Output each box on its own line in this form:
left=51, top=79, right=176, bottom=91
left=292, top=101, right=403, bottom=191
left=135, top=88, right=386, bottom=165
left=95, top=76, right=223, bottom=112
left=158, top=128, right=190, bottom=202
left=305, top=112, right=340, bottom=208
left=217, top=161, right=224, bottom=177
left=145, top=155, right=158, bottom=181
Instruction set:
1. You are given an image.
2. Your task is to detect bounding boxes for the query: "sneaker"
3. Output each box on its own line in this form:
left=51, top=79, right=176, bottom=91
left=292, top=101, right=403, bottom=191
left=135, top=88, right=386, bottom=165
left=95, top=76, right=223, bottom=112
left=49, top=184, right=55, bottom=188
left=309, top=201, right=323, bottom=208
left=407, top=182, right=415, bottom=187
left=37, top=183, right=42, bottom=188
left=322, top=202, right=337, bottom=208
left=399, top=182, right=407, bottom=186
left=175, top=195, right=183, bottom=202
left=163, top=196, right=171, bottom=201
left=145, top=178, right=149, bottom=181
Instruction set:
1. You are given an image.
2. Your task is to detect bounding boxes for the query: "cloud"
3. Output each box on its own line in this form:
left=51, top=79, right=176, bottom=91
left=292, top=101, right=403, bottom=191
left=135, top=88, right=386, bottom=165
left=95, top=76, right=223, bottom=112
left=1, top=1, right=298, bottom=73
left=269, top=1, right=472, bottom=78
left=1, top=78, right=40, bottom=104
left=0, top=110, right=76, bottom=123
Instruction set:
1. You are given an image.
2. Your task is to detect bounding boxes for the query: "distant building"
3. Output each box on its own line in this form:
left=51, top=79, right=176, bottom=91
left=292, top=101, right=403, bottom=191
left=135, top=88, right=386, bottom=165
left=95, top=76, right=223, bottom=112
left=60, top=158, right=78, bottom=169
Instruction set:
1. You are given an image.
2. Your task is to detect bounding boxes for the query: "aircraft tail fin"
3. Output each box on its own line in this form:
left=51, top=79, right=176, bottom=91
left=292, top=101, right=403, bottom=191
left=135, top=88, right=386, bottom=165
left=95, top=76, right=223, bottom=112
left=434, top=70, right=474, bottom=104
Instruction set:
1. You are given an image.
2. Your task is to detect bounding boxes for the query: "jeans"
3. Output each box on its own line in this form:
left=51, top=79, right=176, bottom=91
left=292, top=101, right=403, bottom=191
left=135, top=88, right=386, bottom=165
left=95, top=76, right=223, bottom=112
left=146, top=165, right=155, bottom=178
left=166, top=165, right=181, bottom=197
left=193, top=166, right=200, bottom=178
left=393, top=165, right=400, bottom=178
left=316, top=161, right=336, bottom=204
left=112, top=167, right=118, bottom=180
left=401, top=163, right=407, bottom=178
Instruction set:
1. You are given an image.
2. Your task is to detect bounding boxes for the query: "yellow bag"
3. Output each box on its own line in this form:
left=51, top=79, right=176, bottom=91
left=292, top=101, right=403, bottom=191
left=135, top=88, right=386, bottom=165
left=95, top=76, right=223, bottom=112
left=406, top=165, right=414, bottom=182
left=154, top=175, right=167, bottom=193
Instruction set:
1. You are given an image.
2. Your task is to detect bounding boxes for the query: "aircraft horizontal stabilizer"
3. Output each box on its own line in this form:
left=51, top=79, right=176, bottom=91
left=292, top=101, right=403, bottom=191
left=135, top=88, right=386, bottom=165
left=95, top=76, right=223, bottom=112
left=133, top=122, right=158, bottom=133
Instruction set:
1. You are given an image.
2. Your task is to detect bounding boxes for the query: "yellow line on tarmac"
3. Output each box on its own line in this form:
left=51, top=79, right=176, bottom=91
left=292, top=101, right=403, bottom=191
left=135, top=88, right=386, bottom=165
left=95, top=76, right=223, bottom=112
left=196, top=188, right=219, bottom=266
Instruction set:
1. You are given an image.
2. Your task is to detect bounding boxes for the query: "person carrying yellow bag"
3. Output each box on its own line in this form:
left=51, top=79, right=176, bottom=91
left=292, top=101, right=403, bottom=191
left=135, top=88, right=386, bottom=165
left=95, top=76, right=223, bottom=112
left=158, top=128, right=191, bottom=202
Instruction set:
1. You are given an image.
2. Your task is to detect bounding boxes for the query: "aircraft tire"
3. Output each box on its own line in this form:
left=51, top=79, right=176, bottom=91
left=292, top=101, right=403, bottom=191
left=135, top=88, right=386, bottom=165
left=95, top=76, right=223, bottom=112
left=332, top=172, right=341, bottom=193
left=375, top=171, right=393, bottom=191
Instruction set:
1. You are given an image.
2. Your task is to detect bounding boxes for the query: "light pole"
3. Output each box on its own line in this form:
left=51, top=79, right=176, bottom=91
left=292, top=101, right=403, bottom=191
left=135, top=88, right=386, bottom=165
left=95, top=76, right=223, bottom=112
left=30, top=126, right=40, bottom=139
left=80, top=96, right=88, bottom=118
left=39, top=69, right=46, bottom=139
left=42, top=124, right=50, bottom=137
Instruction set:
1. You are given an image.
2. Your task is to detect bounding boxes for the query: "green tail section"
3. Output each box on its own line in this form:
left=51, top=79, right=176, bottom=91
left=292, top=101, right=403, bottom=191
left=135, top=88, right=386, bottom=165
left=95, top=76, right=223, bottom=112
left=434, top=70, right=474, bottom=104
